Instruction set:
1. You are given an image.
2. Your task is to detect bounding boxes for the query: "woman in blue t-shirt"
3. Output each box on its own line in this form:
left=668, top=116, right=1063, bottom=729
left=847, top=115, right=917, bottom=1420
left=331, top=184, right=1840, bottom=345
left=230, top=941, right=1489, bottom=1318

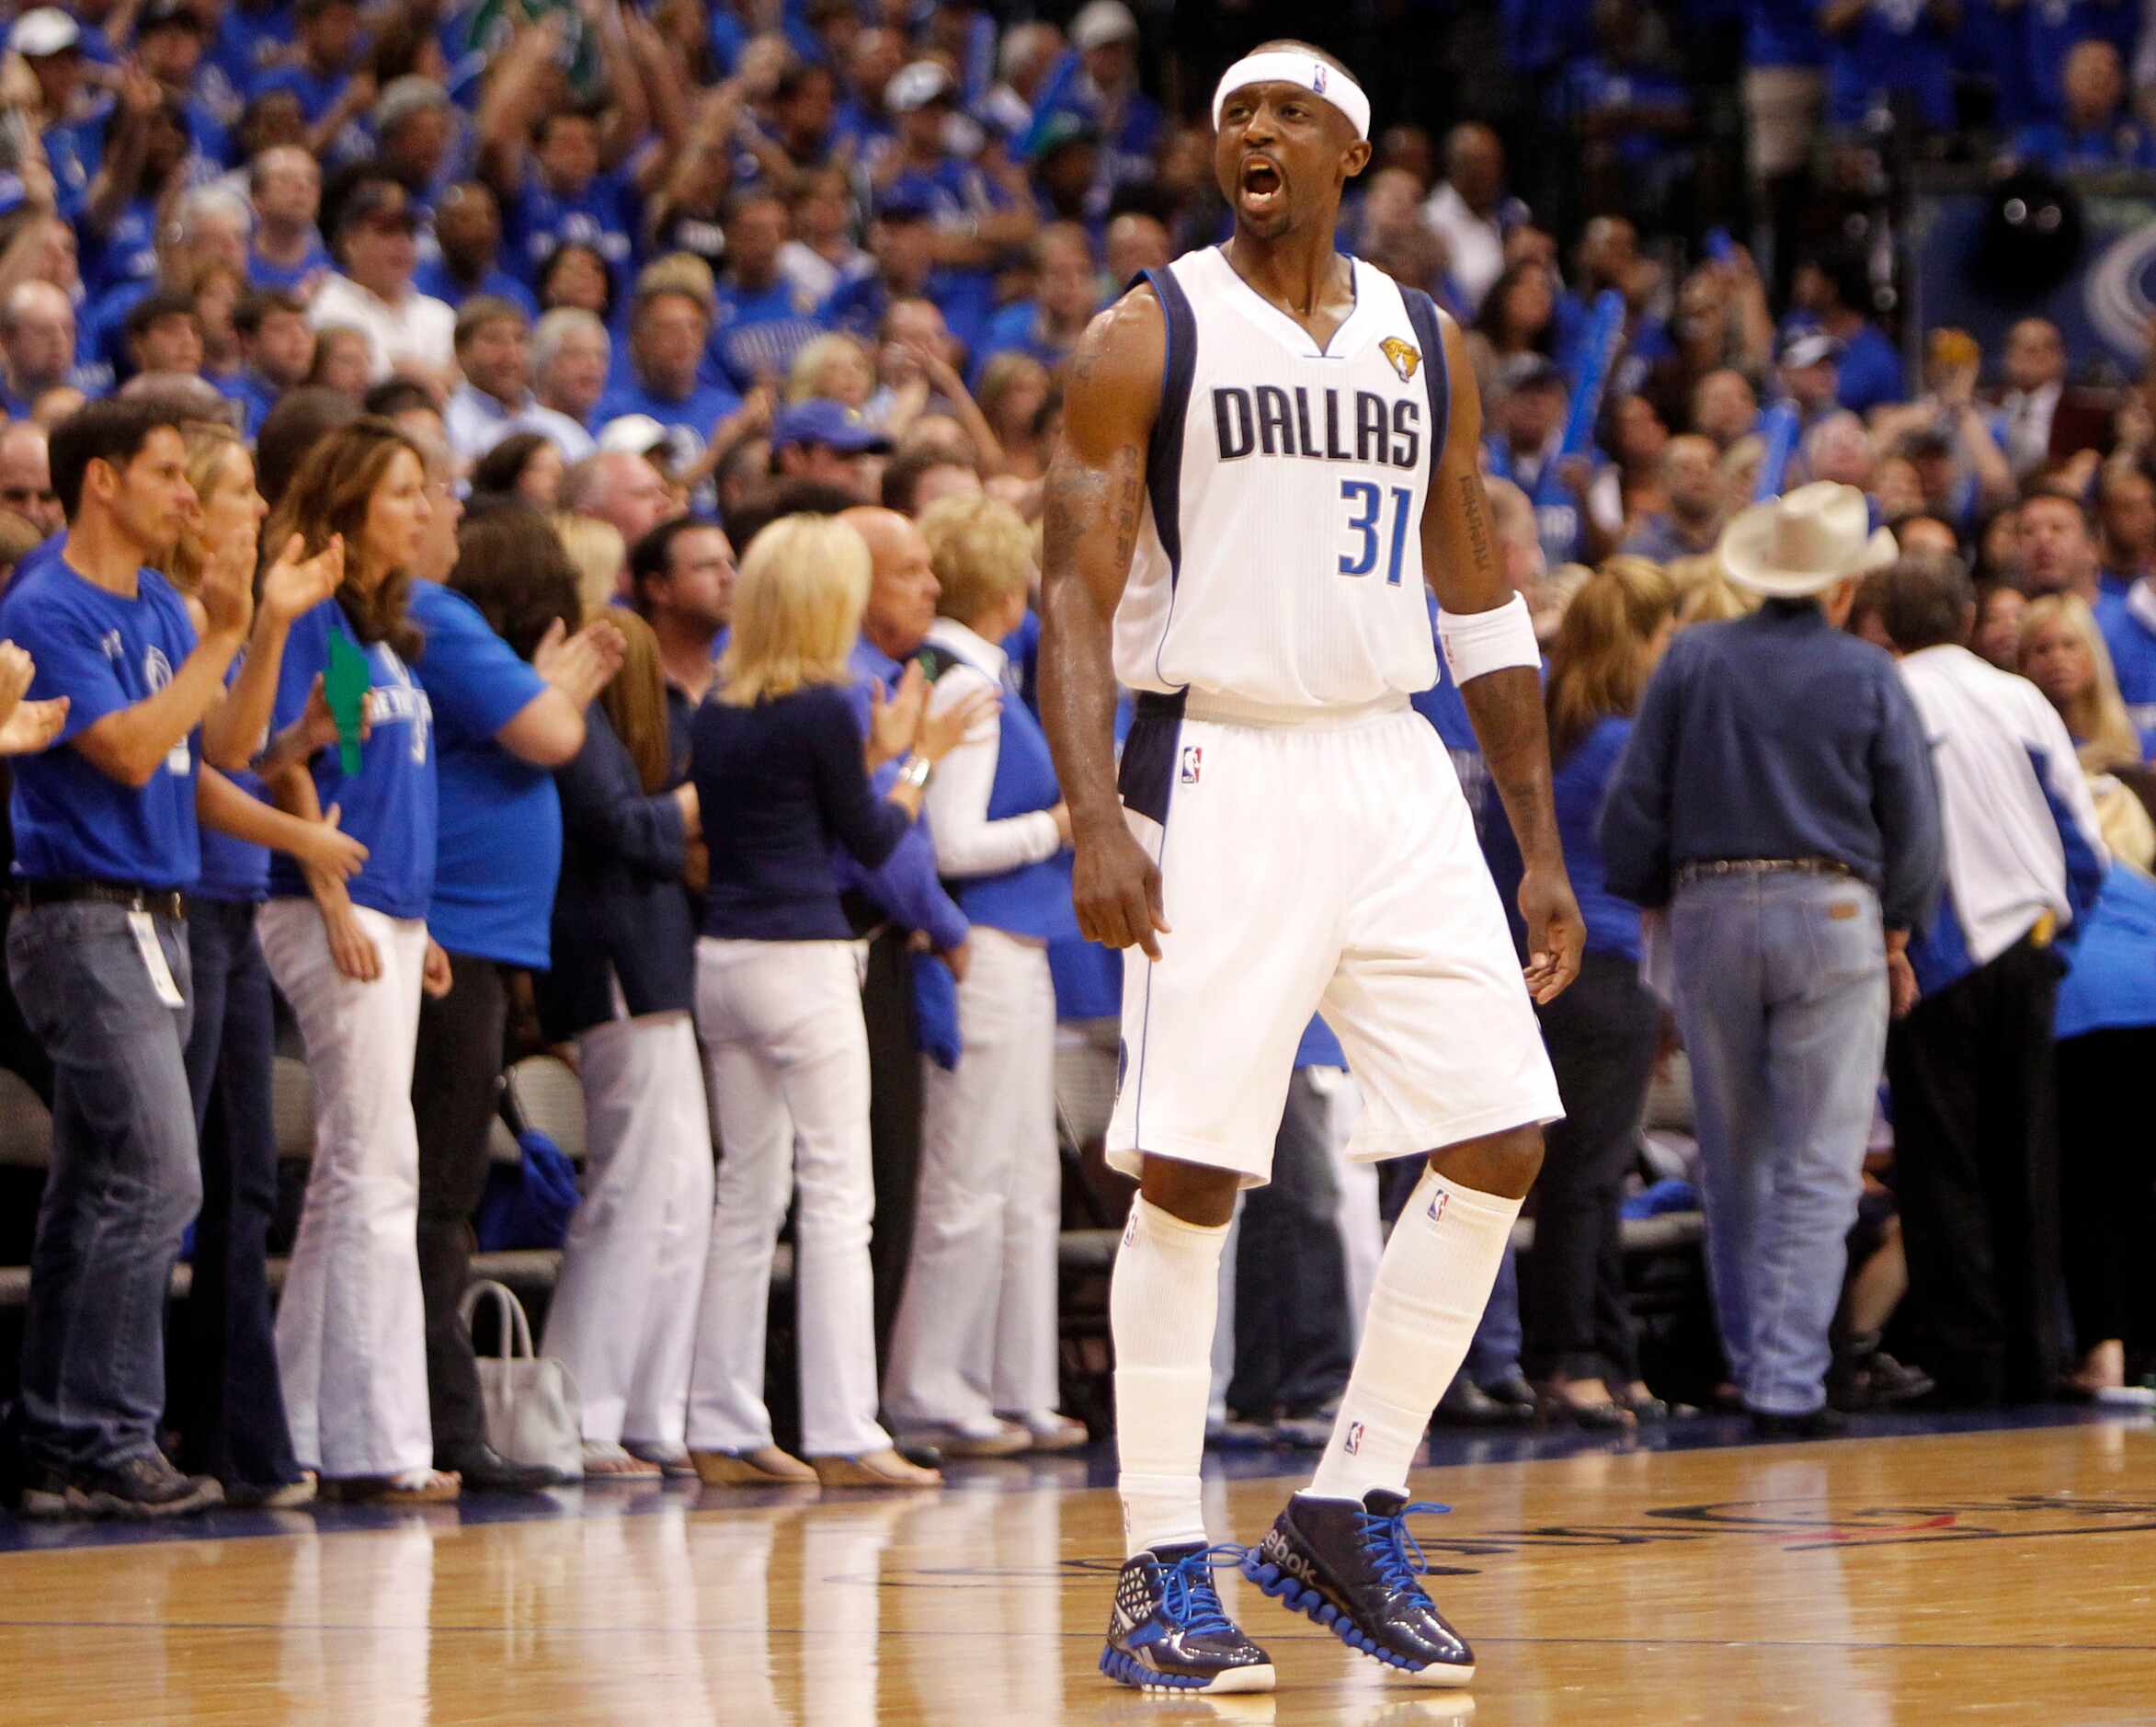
left=255, top=417, right=460, bottom=1505
left=684, top=513, right=986, bottom=1490
left=165, top=422, right=360, bottom=1507
left=1520, top=560, right=1680, bottom=1428
left=883, top=497, right=1084, bottom=1457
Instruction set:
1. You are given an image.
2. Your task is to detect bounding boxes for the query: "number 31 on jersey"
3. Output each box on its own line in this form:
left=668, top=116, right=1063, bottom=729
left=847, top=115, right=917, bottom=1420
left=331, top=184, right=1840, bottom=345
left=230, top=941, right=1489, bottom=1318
left=1340, top=479, right=1414, bottom=585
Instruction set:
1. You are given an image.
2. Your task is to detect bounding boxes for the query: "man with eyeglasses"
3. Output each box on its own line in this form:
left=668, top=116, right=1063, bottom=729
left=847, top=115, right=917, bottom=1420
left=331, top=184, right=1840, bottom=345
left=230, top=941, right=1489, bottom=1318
left=0, top=422, right=63, bottom=538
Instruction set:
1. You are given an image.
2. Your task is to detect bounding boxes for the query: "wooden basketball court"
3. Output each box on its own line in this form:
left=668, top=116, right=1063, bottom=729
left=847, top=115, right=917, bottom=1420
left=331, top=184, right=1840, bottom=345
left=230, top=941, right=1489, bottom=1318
left=1, top=1415, right=2151, bottom=1722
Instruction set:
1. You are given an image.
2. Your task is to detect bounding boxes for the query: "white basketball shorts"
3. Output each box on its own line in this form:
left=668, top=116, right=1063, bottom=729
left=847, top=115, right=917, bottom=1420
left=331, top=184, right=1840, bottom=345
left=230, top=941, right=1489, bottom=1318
left=1105, top=692, right=1563, bottom=1188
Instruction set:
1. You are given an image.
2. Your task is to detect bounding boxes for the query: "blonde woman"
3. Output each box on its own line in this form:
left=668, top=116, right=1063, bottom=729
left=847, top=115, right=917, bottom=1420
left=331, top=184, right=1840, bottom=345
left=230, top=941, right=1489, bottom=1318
left=2016, top=594, right=2156, bottom=1404
left=785, top=333, right=876, bottom=410
left=166, top=423, right=355, bottom=1504
left=684, top=515, right=992, bottom=1488
left=883, top=497, right=1084, bottom=1456
left=975, top=353, right=1055, bottom=482
left=551, top=512, right=629, bottom=623
left=2020, top=594, right=2153, bottom=770
left=1521, top=562, right=1680, bottom=1427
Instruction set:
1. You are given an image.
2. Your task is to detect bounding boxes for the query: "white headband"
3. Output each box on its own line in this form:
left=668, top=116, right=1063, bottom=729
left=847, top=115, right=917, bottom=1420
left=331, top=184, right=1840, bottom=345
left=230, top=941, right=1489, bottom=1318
left=1212, top=51, right=1370, bottom=143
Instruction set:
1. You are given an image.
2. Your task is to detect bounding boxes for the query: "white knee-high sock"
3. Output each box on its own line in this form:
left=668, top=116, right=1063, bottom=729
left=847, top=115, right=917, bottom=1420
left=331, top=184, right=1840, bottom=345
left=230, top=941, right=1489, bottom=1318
left=1308, top=1164, right=1523, bottom=1503
left=1112, top=1195, right=1229, bottom=1556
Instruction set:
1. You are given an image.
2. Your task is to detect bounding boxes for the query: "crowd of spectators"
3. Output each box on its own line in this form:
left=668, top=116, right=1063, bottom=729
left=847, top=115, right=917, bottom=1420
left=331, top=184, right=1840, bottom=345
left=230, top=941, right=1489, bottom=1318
left=0, top=0, right=2151, bottom=1517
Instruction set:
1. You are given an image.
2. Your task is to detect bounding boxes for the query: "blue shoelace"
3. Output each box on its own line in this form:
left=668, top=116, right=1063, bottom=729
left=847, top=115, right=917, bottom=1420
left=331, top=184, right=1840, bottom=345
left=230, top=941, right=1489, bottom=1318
left=1160, top=1544, right=1250, bottom=1635
left=1354, top=1501, right=1453, bottom=1598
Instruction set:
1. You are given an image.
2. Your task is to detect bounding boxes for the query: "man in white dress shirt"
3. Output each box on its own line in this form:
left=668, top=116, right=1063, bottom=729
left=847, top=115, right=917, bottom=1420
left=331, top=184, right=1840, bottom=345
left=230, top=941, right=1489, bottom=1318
left=306, top=179, right=454, bottom=386
left=442, top=297, right=596, bottom=465
left=1420, top=123, right=1519, bottom=316
left=1877, top=551, right=2107, bottom=1409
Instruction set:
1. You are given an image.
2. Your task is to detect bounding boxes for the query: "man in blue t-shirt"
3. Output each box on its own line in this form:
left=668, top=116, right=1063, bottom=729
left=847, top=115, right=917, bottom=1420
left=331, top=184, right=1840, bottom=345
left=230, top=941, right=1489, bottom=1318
left=1786, top=247, right=1903, bottom=416
left=708, top=189, right=828, bottom=394
left=1821, top=0, right=1957, bottom=132
left=596, top=272, right=742, bottom=471
left=2007, top=39, right=2156, bottom=172
left=248, top=0, right=371, bottom=164
left=871, top=60, right=1037, bottom=366
left=0, top=398, right=251, bottom=1518
left=403, top=545, right=623, bottom=1493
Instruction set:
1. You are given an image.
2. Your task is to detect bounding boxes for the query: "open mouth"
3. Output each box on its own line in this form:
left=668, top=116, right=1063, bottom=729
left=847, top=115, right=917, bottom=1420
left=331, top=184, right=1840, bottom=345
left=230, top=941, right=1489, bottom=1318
left=1239, top=155, right=1284, bottom=212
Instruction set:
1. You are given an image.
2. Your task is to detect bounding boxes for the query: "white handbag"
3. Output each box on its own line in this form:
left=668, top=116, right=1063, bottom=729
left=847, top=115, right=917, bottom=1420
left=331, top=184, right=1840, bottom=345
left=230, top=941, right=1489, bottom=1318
left=458, top=1279, right=585, bottom=1481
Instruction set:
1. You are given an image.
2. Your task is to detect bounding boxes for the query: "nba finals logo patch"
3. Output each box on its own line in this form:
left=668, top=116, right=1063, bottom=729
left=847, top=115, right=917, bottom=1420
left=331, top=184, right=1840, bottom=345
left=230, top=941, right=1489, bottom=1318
left=1180, top=745, right=1203, bottom=783
left=1381, top=337, right=1421, bottom=383
left=1343, top=1421, right=1363, bottom=1455
left=1427, top=1188, right=1449, bottom=1226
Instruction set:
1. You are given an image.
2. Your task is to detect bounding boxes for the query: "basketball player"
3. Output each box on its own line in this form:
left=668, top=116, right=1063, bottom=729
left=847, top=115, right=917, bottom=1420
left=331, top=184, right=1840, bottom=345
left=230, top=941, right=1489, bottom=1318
left=1039, top=44, right=1583, bottom=1693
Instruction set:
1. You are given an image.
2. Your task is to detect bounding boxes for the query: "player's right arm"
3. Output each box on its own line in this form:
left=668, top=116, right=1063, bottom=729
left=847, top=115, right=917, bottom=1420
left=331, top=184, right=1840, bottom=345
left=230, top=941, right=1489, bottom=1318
left=1039, top=286, right=1169, bottom=959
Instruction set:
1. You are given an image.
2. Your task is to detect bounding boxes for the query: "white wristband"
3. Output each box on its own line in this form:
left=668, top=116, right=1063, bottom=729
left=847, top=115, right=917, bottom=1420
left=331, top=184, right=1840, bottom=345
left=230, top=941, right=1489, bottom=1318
left=1438, top=592, right=1541, bottom=686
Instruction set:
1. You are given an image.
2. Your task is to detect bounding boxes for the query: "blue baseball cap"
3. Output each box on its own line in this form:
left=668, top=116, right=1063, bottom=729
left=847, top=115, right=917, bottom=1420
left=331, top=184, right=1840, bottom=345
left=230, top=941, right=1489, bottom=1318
left=771, top=399, right=893, bottom=454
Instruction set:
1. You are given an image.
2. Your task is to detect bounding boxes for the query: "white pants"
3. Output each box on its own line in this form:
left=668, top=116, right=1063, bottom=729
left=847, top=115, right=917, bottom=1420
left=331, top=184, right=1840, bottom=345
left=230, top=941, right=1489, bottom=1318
left=687, top=938, right=888, bottom=1458
left=542, top=1009, right=713, bottom=1447
left=257, top=899, right=432, bottom=1478
left=884, top=928, right=1061, bottom=1429
left=1107, top=701, right=1560, bottom=1185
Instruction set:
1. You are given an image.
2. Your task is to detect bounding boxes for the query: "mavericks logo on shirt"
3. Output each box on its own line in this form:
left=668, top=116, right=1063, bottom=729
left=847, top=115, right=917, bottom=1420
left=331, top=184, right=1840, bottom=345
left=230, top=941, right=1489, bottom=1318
left=145, top=646, right=189, bottom=777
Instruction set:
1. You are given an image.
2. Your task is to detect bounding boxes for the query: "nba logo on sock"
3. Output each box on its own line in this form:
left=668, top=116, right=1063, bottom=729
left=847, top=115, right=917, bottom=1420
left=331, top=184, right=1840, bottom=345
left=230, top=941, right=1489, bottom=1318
left=1427, top=1189, right=1448, bottom=1226
left=1343, top=1421, right=1363, bottom=1456
left=1180, top=746, right=1203, bottom=784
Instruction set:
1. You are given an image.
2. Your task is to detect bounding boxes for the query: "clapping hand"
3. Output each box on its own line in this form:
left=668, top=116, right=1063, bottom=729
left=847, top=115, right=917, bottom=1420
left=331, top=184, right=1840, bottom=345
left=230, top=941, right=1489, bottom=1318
left=200, top=528, right=256, bottom=640
left=0, top=641, right=66, bottom=756
left=867, top=660, right=929, bottom=769
left=533, top=614, right=627, bottom=706
left=914, top=683, right=999, bottom=763
left=261, top=533, right=344, bottom=627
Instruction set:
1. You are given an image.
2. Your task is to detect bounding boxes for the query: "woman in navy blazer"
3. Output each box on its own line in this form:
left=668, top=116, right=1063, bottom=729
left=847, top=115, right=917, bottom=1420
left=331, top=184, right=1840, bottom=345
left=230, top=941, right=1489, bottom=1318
left=538, top=608, right=713, bottom=1482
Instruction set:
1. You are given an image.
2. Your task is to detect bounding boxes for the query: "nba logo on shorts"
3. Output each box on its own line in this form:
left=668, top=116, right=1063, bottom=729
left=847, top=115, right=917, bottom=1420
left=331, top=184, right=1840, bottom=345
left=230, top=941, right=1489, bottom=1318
left=1427, top=1189, right=1448, bottom=1226
left=1343, top=1421, right=1363, bottom=1455
left=1180, top=746, right=1203, bottom=783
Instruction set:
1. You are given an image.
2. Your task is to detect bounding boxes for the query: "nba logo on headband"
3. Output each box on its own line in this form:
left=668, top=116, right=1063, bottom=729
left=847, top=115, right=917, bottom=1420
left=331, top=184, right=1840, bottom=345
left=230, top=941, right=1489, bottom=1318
left=1212, top=50, right=1373, bottom=141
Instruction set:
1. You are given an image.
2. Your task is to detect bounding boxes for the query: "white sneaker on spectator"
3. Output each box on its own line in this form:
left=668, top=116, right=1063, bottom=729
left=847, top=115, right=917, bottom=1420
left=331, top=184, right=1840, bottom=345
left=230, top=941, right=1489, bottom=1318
left=999, top=1410, right=1089, bottom=1452
left=897, top=1417, right=1032, bottom=1458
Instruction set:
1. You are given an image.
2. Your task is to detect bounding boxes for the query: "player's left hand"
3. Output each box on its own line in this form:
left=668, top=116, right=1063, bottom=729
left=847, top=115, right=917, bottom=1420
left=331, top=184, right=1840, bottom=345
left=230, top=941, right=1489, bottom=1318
left=1517, top=863, right=1584, bottom=1003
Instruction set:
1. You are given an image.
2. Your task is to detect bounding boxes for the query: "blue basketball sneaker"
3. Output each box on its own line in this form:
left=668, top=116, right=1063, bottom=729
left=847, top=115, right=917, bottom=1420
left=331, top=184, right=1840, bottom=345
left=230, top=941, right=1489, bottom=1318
left=1241, top=1491, right=1476, bottom=1686
left=1100, top=1542, right=1276, bottom=1693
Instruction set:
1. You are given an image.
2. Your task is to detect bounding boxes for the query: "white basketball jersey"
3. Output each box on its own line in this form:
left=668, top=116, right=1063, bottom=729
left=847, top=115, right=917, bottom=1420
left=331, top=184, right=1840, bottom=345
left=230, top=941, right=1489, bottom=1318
left=1112, top=246, right=1447, bottom=711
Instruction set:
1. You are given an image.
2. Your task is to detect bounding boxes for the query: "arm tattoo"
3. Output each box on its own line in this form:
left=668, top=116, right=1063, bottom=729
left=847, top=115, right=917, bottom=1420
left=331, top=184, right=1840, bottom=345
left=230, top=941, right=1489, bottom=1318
left=1458, top=471, right=1494, bottom=578
left=1107, top=445, right=1143, bottom=573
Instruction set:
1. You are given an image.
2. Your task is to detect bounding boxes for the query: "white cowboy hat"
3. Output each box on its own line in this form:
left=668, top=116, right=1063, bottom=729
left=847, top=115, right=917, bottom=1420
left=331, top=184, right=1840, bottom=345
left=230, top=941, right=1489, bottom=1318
left=1717, top=481, right=1899, bottom=600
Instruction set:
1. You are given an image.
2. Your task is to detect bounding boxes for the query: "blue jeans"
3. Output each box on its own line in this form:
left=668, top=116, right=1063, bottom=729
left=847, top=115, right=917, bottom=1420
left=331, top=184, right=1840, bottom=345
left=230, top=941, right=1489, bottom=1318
left=6, top=900, right=202, bottom=1470
left=179, top=898, right=301, bottom=1486
left=1671, top=872, right=1888, bottom=1416
left=1226, top=1067, right=1354, bottom=1418
left=1464, top=1248, right=1523, bottom=1387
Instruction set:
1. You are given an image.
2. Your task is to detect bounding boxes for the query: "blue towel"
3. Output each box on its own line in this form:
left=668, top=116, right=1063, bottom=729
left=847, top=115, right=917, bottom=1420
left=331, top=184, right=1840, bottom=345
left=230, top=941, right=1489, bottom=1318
left=475, top=1127, right=582, bottom=1252
left=911, top=950, right=962, bottom=1070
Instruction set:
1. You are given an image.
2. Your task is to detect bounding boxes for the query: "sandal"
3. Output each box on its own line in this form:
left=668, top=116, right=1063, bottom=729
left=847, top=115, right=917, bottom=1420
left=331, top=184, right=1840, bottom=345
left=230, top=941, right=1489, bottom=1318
left=690, top=1445, right=818, bottom=1486
left=1535, top=1376, right=1635, bottom=1431
left=225, top=1471, right=318, bottom=1509
left=319, top=1470, right=461, bottom=1505
left=622, top=1441, right=699, bottom=1481
left=582, top=1441, right=663, bottom=1481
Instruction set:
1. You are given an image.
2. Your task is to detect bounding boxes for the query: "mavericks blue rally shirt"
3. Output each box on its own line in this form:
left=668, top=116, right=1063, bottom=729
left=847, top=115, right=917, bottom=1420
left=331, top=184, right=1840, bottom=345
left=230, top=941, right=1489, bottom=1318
left=268, top=595, right=437, bottom=920
left=406, top=580, right=562, bottom=969
left=0, top=556, right=202, bottom=889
